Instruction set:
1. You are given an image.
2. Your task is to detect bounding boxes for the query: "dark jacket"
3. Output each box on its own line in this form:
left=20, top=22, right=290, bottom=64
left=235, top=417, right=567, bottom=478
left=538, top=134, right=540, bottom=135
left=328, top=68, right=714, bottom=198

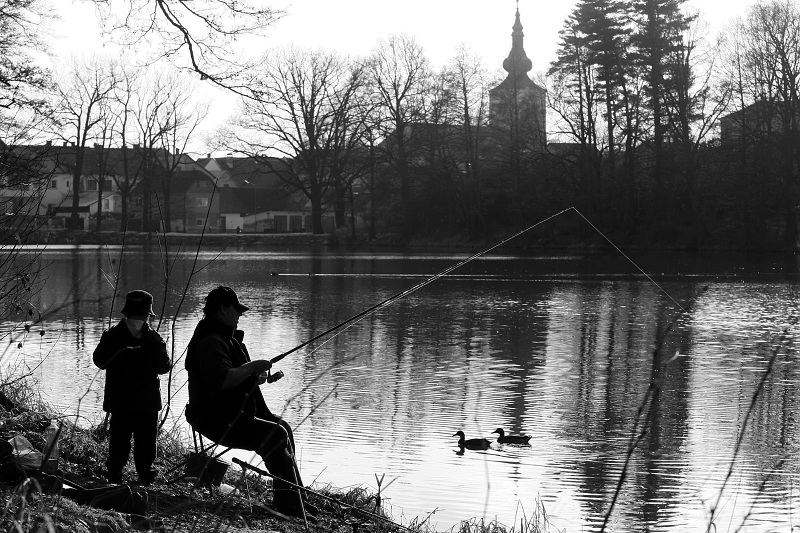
left=184, top=318, right=269, bottom=432
left=93, top=320, right=172, bottom=413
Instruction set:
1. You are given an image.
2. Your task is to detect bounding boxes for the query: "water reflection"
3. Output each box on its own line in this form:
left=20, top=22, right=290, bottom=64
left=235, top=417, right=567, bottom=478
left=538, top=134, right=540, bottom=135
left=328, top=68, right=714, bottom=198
left=4, top=246, right=800, bottom=532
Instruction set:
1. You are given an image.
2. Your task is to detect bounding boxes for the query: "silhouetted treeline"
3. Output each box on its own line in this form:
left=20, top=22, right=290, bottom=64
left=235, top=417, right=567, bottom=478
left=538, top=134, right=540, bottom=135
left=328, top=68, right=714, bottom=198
left=334, top=0, right=800, bottom=251
left=3, top=0, right=799, bottom=251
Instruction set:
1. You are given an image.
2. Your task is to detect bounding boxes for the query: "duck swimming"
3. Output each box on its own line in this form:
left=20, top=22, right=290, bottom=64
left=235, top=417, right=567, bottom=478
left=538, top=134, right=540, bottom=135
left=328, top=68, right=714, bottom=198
left=453, top=431, right=491, bottom=450
left=492, top=428, right=531, bottom=445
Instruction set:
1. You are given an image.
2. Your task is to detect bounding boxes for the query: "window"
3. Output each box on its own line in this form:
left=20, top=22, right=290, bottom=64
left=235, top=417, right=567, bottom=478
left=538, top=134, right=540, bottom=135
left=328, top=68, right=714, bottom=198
left=87, top=179, right=98, bottom=191
left=104, top=179, right=112, bottom=191
left=50, top=179, right=57, bottom=189
left=196, top=197, right=209, bottom=207
left=196, top=219, right=205, bottom=226
left=199, top=181, right=209, bottom=188
left=103, top=199, right=110, bottom=210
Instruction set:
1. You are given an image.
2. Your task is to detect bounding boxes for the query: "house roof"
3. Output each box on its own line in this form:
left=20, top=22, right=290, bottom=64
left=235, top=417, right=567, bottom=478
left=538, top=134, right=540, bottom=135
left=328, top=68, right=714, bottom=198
left=197, top=156, right=294, bottom=189
left=52, top=191, right=114, bottom=211
left=127, top=168, right=216, bottom=195
left=6, top=144, right=175, bottom=176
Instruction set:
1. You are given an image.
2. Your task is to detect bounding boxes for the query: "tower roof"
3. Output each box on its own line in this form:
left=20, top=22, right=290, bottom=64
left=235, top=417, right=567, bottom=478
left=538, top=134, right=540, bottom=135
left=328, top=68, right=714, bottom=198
left=502, top=6, right=533, bottom=79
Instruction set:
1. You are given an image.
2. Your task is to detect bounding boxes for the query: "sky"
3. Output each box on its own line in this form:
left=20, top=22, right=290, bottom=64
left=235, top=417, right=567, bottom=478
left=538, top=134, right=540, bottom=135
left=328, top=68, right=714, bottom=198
left=55, top=0, right=758, bottom=73
left=51, top=0, right=758, bottom=152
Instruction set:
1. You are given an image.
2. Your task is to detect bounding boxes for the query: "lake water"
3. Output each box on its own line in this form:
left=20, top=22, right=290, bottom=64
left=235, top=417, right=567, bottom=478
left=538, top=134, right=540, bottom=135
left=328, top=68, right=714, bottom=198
left=3, top=245, right=800, bottom=532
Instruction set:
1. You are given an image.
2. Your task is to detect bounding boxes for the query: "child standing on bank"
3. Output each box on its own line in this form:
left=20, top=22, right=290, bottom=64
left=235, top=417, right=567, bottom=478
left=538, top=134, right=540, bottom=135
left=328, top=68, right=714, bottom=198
left=93, top=290, right=171, bottom=485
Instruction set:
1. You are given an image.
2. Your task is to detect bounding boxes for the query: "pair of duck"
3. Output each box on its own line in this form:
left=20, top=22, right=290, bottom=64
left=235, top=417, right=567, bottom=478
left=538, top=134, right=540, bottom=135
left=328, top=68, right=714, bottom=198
left=453, top=429, right=531, bottom=450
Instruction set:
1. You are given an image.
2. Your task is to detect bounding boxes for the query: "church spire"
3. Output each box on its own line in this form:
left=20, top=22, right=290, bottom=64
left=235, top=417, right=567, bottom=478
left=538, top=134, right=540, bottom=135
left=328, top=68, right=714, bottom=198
left=502, top=3, right=533, bottom=78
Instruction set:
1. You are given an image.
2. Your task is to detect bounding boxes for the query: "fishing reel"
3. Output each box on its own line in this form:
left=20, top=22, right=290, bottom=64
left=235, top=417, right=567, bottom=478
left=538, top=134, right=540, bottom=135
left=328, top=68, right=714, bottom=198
left=266, top=369, right=284, bottom=383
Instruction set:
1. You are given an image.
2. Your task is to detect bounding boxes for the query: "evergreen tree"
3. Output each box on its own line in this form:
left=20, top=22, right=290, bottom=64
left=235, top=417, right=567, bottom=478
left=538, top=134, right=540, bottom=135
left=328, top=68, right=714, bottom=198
left=549, top=7, right=599, bottom=216
left=629, top=0, right=694, bottom=208
left=549, top=0, right=630, bottom=219
left=580, top=0, right=630, bottom=185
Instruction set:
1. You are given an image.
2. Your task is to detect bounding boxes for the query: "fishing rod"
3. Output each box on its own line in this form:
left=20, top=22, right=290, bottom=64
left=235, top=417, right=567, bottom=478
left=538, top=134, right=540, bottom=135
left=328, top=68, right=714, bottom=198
left=269, top=207, right=574, bottom=367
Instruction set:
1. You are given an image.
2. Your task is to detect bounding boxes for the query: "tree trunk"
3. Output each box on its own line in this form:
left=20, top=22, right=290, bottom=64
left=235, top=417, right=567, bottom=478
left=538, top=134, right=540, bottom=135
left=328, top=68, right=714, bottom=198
left=95, top=179, right=104, bottom=232
left=69, top=152, right=84, bottom=230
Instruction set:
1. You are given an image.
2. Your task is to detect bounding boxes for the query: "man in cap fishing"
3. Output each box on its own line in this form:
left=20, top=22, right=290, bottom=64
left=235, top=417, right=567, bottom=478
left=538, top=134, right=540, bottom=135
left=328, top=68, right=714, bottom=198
left=93, top=289, right=171, bottom=485
left=185, top=286, right=312, bottom=519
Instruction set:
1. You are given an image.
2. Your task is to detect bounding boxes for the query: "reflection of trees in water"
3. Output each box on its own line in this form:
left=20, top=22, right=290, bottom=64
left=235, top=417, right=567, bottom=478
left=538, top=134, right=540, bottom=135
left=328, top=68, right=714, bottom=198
left=728, top=324, right=800, bottom=502
left=485, top=282, right=549, bottom=436
left=637, top=285, right=695, bottom=527
left=560, top=282, right=697, bottom=527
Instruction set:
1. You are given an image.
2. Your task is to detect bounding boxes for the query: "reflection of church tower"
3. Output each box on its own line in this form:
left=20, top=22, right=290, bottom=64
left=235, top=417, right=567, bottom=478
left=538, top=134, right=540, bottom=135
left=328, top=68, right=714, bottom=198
left=489, top=5, right=546, bottom=150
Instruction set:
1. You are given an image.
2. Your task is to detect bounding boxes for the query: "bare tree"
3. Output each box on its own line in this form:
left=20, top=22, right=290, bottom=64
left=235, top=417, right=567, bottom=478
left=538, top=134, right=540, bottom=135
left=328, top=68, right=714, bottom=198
left=723, top=0, right=800, bottom=247
left=448, top=45, right=490, bottom=180
left=664, top=12, right=731, bottom=248
left=92, top=96, right=119, bottom=231
left=126, top=67, right=194, bottom=233
left=449, top=50, right=482, bottom=235
left=151, top=73, right=209, bottom=232
left=367, top=34, right=432, bottom=237
left=52, top=55, right=118, bottom=229
left=350, top=93, right=386, bottom=241
left=83, top=0, right=284, bottom=94
left=419, top=46, right=492, bottom=238
left=227, top=46, right=367, bottom=234
left=109, top=65, right=146, bottom=229
left=108, top=65, right=206, bottom=232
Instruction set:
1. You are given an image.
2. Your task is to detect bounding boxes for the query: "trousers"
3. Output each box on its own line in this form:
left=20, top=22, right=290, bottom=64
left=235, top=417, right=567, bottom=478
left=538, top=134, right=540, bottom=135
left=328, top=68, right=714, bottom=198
left=107, top=411, right=158, bottom=479
left=194, top=412, right=303, bottom=510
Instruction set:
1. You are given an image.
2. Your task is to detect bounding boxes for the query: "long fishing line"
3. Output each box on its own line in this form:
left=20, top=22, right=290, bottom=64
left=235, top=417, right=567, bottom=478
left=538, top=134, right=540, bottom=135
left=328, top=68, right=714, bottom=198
left=191, top=210, right=574, bottom=479
left=270, top=207, right=575, bottom=364
left=273, top=206, right=685, bottom=363
left=569, top=207, right=686, bottom=313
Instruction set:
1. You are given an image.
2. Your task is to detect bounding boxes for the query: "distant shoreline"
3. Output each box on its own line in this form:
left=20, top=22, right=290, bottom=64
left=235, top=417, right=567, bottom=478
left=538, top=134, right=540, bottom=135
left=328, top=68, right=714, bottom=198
left=23, top=229, right=335, bottom=248
left=21, top=229, right=596, bottom=253
left=18, top=228, right=800, bottom=254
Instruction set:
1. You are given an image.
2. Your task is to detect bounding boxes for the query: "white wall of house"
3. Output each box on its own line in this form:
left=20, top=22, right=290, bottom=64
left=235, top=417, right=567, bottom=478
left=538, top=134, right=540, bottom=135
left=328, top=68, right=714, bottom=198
left=222, top=212, right=245, bottom=231
left=45, top=171, right=123, bottom=214
left=240, top=210, right=308, bottom=232
left=241, top=212, right=272, bottom=232
left=86, top=192, right=120, bottom=216
left=84, top=176, right=121, bottom=214
left=48, top=172, right=73, bottom=197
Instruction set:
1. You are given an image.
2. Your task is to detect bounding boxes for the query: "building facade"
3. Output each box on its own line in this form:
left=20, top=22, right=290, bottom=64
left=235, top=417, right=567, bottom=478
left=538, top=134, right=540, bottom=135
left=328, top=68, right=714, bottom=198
left=488, top=7, right=547, bottom=151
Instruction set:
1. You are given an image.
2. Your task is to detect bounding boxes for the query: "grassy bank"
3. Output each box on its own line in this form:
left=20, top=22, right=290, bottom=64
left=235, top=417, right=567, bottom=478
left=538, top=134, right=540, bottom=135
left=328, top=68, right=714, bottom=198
left=0, top=373, right=552, bottom=533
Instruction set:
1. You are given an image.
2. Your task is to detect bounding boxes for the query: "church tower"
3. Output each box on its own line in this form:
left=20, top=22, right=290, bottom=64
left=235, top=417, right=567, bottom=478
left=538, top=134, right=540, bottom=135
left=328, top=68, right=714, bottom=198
left=489, top=5, right=546, bottom=150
